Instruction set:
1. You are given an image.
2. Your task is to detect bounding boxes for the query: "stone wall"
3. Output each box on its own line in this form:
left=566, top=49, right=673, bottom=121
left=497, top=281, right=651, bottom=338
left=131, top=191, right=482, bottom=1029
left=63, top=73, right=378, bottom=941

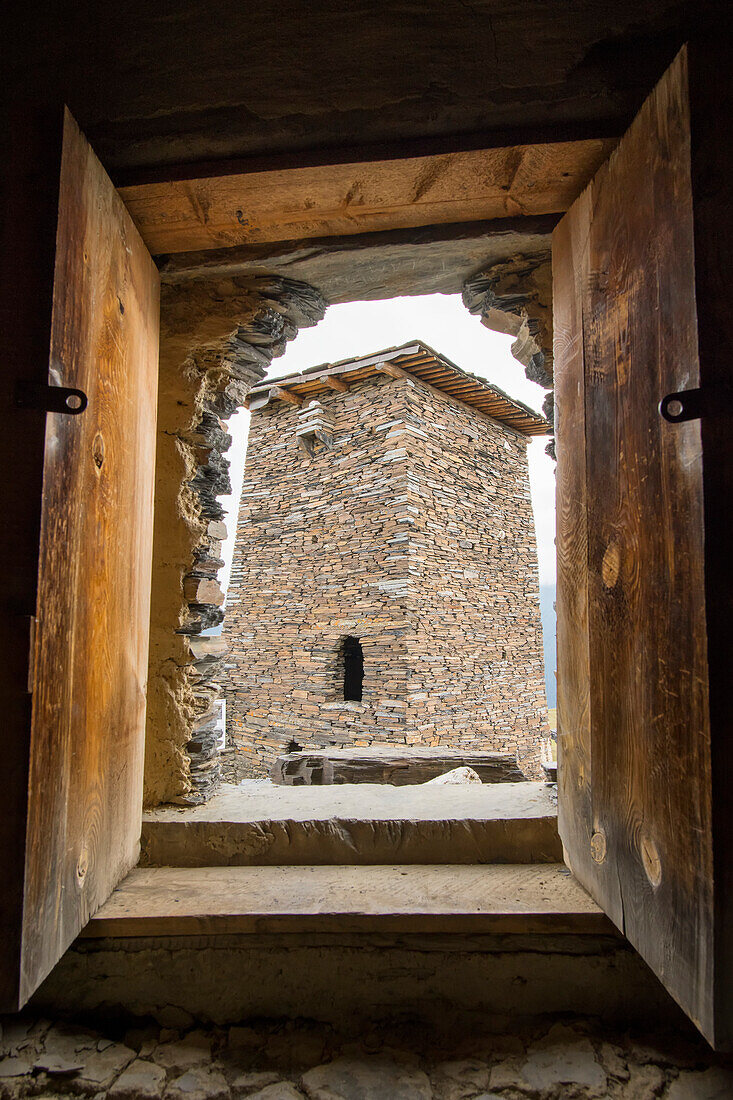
left=20, top=961, right=732, bottom=1097
left=144, top=277, right=326, bottom=806
left=224, top=370, right=548, bottom=779
left=463, top=258, right=556, bottom=458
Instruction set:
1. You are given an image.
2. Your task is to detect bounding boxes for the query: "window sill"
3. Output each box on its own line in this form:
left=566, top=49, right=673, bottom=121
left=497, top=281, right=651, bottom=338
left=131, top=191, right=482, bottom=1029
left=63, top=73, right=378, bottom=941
left=83, top=783, right=611, bottom=941
left=84, top=863, right=612, bottom=938
left=322, top=701, right=366, bottom=711
left=138, top=780, right=560, bottom=867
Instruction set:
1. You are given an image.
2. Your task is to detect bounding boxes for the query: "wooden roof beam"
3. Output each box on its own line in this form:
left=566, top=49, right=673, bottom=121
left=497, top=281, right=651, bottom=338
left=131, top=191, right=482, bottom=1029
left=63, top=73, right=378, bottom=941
left=270, top=385, right=302, bottom=407
left=324, top=376, right=349, bottom=392
left=375, top=361, right=409, bottom=381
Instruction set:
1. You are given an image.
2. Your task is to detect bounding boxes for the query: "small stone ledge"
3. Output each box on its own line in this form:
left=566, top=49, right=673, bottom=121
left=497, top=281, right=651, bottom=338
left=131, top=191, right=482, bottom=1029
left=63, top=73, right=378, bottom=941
left=140, top=781, right=561, bottom=867
left=321, top=702, right=367, bottom=712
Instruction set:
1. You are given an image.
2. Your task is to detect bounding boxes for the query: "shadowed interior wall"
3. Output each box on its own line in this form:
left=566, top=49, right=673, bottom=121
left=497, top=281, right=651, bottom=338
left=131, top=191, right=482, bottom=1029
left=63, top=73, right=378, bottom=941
left=31, top=931, right=686, bottom=1034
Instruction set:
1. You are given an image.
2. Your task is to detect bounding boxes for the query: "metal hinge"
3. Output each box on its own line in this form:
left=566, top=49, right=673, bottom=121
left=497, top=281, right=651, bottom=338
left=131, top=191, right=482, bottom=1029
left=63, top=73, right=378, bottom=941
left=658, top=386, right=733, bottom=424
left=15, top=381, right=88, bottom=415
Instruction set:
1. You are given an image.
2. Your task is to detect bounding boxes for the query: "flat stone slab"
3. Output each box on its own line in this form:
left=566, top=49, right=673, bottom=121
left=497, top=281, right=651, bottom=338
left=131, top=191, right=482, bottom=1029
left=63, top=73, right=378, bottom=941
left=271, top=747, right=525, bottom=785
left=141, top=781, right=560, bottom=866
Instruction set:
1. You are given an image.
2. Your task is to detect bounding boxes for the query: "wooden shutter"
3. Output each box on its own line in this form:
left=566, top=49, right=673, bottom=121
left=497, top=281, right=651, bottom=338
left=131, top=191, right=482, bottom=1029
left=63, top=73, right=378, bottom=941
left=0, top=109, right=159, bottom=1009
left=554, top=43, right=732, bottom=1048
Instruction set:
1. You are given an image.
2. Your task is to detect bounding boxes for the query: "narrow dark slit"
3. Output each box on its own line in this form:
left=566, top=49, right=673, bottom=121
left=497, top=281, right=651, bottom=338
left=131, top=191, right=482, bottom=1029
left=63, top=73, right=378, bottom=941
left=343, top=636, right=364, bottom=701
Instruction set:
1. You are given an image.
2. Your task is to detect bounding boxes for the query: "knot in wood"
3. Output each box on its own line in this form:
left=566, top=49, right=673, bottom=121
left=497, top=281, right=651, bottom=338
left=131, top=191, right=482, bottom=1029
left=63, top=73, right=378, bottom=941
left=601, top=541, right=621, bottom=589
left=590, top=830, right=607, bottom=864
left=92, top=432, right=105, bottom=470
left=640, top=835, right=662, bottom=888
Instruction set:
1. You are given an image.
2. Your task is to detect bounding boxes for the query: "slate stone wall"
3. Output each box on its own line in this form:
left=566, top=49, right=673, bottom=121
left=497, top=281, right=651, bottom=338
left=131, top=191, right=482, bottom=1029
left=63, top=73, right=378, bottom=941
left=224, top=372, right=548, bottom=778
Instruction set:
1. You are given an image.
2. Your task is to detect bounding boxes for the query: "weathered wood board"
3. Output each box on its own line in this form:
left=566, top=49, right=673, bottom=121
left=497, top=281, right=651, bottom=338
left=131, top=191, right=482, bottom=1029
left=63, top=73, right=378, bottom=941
left=272, top=748, right=526, bottom=786
left=554, top=45, right=732, bottom=1048
left=16, top=110, right=160, bottom=1008
left=553, top=182, right=595, bottom=905
left=84, top=864, right=611, bottom=937
left=119, top=139, right=616, bottom=254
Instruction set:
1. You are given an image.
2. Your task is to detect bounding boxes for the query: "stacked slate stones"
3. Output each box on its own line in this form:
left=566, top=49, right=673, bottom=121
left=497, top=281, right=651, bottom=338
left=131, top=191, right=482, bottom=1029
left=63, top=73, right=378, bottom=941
left=296, top=398, right=335, bottom=456
left=462, top=259, right=556, bottom=458
left=177, top=276, right=327, bottom=802
left=225, top=361, right=550, bottom=780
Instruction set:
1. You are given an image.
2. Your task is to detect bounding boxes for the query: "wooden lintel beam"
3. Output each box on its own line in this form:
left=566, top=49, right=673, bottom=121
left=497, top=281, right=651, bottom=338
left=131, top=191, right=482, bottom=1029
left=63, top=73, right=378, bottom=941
left=271, top=385, right=302, bottom=407
left=118, top=139, right=617, bottom=256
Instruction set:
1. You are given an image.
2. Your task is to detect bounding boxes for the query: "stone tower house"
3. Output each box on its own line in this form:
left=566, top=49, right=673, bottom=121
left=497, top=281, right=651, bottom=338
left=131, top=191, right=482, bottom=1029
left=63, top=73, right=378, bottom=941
left=225, top=343, right=550, bottom=778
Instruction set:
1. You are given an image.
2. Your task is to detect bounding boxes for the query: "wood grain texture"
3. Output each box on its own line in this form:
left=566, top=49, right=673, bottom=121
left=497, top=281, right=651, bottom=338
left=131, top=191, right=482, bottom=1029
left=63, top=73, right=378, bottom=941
left=554, top=47, right=727, bottom=1047
left=18, top=110, right=160, bottom=1008
left=118, top=139, right=616, bottom=255
left=553, top=184, right=596, bottom=905
left=84, top=864, right=611, bottom=937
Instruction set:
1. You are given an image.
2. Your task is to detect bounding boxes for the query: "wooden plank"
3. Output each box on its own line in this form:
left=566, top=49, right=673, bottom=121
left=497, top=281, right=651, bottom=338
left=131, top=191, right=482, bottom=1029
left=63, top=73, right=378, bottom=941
left=116, top=123, right=623, bottom=190
left=555, top=46, right=730, bottom=1047
left=325, top=377, right=349, bottom=393
left=18, top=110, right=159, bottom=1008
left=553, top=175, right=595, bottom=900
left=414, top=370, right=453, bottom=383
left=271, top=748, right=526, bottom=786
left=118, top=139, right=616, bottom=255
left=84, top=864, right=612, bottom=937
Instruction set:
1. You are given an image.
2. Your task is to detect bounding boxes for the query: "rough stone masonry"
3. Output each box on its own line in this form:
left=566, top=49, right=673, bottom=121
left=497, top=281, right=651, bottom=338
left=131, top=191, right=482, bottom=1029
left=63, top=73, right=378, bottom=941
left=2, top=1011, right=732, bottom=1099
left=224, top=344, right=550, bottom=779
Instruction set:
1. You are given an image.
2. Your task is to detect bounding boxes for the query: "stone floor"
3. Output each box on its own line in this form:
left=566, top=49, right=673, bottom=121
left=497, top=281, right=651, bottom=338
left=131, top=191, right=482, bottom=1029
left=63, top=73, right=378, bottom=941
left=1, top=1013, right=732, bottom=1099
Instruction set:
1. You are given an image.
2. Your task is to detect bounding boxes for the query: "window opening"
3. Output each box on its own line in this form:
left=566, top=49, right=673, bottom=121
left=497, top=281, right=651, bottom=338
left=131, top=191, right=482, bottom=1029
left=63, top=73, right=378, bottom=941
left=343, top=636, right=364, bottom=701
left=170, top=293, right=555, bottom=793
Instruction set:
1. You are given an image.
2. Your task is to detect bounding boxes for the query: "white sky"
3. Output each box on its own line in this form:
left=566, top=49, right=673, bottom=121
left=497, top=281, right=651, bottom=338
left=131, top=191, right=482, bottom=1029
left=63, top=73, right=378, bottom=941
left=219, top=293, right=556, bottom=596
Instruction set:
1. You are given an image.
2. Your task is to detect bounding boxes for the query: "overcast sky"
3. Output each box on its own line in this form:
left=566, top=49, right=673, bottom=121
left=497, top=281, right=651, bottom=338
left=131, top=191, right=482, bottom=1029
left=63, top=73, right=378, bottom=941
left=218, top=293, right=556, bottom=595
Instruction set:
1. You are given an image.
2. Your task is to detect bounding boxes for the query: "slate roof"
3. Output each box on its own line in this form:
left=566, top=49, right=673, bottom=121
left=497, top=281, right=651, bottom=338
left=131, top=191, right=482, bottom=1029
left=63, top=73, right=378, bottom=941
left=246, top=341, right=550, bottom=436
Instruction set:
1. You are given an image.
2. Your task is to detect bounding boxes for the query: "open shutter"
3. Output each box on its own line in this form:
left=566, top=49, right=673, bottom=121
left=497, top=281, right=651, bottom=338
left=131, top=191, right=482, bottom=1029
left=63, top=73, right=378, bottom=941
left=0, top=109, right=159, bottom=1009
left=554, top=43, right=732, bottom=1048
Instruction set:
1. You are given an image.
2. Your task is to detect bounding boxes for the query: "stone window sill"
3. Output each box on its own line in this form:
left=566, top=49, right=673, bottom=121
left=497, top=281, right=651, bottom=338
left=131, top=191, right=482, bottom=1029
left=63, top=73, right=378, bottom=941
left=322, top=701, right=367, bottom=712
